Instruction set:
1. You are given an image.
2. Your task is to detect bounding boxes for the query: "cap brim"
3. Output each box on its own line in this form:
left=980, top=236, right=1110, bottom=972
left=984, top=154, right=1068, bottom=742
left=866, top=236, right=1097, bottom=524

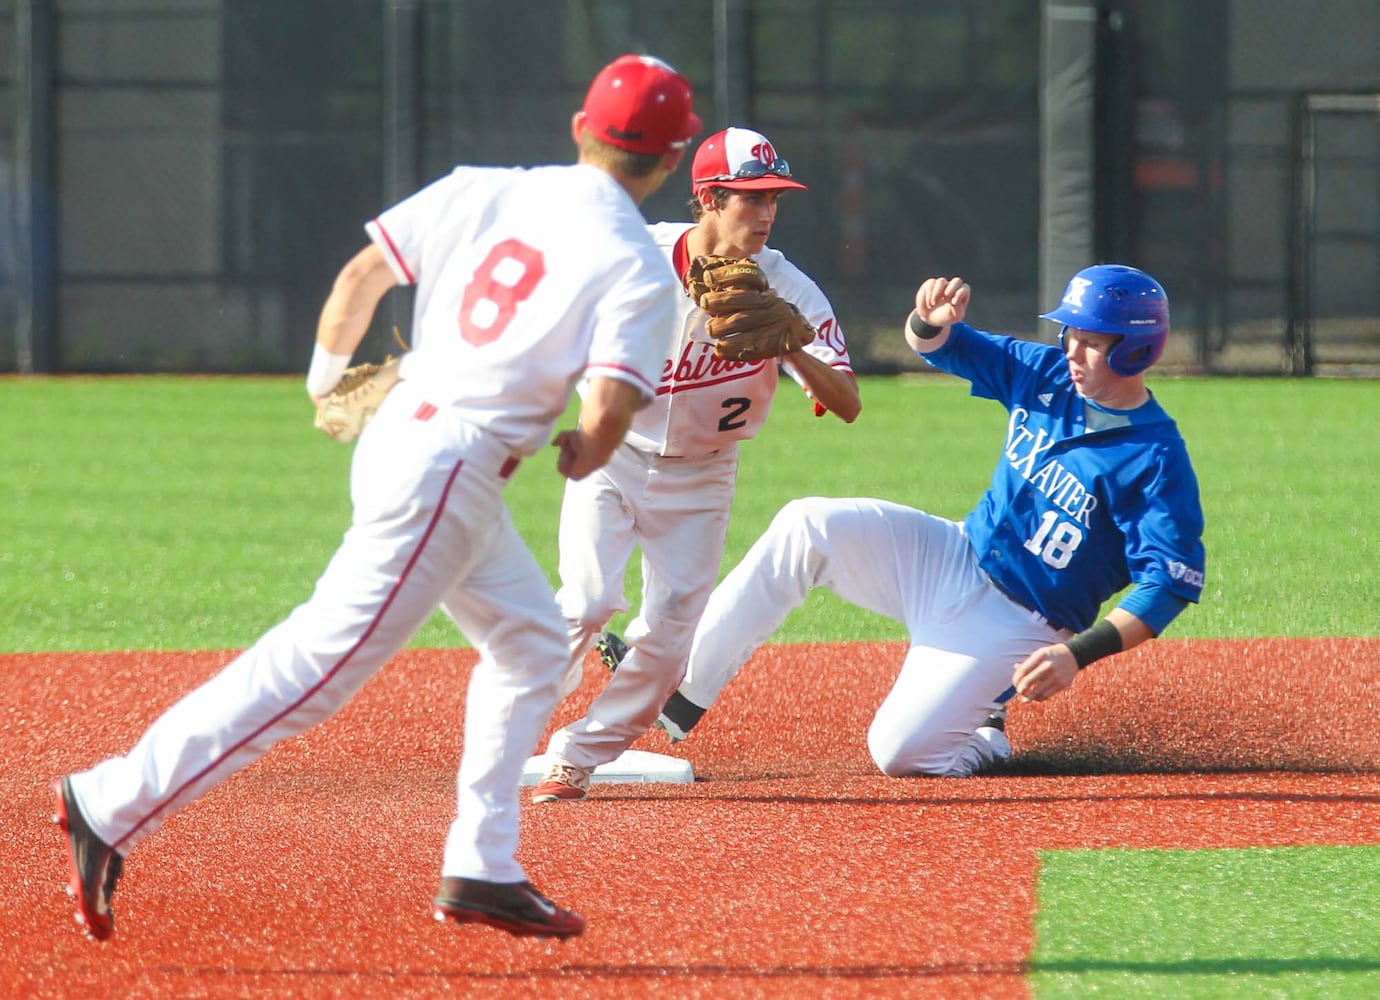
left=695, top=176, right=809, bottom=193
left=663, top=112, right=703, bottom=151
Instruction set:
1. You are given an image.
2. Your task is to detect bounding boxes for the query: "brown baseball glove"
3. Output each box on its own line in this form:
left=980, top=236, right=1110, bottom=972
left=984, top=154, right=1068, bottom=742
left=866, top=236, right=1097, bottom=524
left=685, top=254, right=768, bottom=302
left=314, top=355, right=403, bottom=443
left=684, top=255, right=816, bottom=362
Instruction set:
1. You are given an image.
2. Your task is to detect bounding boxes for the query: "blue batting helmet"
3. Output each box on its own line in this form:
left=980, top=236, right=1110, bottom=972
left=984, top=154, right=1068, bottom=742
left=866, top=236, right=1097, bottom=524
left=1040, top=264, right=1170, bottom=376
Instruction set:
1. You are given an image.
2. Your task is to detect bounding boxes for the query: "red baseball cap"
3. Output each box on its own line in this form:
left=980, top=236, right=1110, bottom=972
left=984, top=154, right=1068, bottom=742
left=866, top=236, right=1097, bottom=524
left=691, top=127, right=808, bottom=194
left=581, top=54, right=702, bottom=155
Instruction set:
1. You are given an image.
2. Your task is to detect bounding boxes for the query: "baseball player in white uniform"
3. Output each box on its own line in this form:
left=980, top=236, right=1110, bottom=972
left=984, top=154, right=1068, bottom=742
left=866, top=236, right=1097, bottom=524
left=52, top=54, right=701, bottom=943
left=532, top=127, right=862, bottom=803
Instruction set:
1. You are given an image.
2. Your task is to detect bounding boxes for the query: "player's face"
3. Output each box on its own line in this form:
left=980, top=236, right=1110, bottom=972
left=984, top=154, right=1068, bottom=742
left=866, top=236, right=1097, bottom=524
left=1063, top=328, right=1124, bottom=400
left=717, top=190, right=782, bottom=255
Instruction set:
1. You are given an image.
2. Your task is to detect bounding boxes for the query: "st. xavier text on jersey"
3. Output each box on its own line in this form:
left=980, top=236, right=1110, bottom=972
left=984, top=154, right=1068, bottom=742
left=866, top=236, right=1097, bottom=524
left=1004, top=407, right=1099, bottom=526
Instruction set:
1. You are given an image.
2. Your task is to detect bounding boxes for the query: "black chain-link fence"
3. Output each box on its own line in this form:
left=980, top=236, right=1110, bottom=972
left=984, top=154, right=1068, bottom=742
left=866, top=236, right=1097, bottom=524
left=2, top=0, right=1378, bottom=375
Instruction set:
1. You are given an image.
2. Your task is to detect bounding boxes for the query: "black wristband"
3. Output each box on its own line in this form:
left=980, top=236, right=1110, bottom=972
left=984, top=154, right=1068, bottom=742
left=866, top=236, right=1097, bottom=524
left=1063, top=619, right=1123, bottom=669
left=907, top=311, right=944, bottom=340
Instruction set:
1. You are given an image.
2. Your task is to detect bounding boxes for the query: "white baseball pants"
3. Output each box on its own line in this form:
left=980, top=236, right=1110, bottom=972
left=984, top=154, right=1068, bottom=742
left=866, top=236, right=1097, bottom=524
left=70, top=383, right=567, bottom=883
left=679, top=496, right=1072, bottom=776
left=546, top=442, right=739, bottom=768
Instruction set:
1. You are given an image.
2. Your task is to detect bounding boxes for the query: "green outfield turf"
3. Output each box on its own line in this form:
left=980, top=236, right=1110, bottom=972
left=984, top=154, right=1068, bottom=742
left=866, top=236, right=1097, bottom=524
left=1033, top=846, right=1380, bottom=998
left=2, top=373, right=1376, bottom=650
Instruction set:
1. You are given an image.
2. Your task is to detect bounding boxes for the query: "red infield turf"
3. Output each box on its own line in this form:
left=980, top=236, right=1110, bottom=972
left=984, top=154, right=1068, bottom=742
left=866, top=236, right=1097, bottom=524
left=5, top=638, right=1378, bottom=998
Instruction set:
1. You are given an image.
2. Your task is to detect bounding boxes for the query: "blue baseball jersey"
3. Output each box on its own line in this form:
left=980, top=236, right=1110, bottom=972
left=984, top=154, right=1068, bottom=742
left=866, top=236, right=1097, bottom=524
left=923, top=322, right=1206, bottom=633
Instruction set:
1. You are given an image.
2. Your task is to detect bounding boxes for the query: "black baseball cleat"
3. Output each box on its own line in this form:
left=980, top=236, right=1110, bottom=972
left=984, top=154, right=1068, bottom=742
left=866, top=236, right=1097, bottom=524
left=594, top=631, right=629, bottom=673
left=433, top=877, right=585, bottom=940
left=52, top=776, right=124, bottom=942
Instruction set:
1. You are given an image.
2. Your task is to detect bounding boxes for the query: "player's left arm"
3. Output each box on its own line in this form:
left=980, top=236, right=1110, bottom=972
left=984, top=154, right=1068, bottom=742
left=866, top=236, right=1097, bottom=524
left=1011, top=601, right=1170, bottom=703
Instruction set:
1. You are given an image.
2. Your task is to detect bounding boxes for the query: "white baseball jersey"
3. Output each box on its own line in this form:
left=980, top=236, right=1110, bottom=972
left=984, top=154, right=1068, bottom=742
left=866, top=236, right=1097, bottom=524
left=622, top=222, right=853, bottom=457
left=543, top=222, right=853, bottom=772
left=369, top=164, right=675, bottom=454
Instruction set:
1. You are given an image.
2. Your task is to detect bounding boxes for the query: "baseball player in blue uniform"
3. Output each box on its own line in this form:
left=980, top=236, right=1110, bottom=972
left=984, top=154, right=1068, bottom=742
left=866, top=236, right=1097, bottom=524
left=646, top=265, right=1207, bottom=775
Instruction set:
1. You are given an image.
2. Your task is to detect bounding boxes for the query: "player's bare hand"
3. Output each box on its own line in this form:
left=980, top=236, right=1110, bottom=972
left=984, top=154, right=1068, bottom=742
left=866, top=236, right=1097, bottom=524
left=914, top=276, right=971, bottom=327
left=553, top=429, right=594, bottom=481
left=1011, top=643, right=1079, bottom=702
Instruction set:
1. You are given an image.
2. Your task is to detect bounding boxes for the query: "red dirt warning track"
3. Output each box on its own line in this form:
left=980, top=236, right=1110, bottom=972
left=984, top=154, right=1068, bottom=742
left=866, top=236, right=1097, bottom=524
left=4, top=638, right=1377, bottom=999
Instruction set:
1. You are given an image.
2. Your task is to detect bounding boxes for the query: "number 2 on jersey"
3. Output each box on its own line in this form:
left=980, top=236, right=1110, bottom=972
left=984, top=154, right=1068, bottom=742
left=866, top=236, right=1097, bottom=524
left=1023, top=510, right=1083, bottom=568
left=718, top=397, right=751, bottom=432
left=458, top=239, right=546, bottom=345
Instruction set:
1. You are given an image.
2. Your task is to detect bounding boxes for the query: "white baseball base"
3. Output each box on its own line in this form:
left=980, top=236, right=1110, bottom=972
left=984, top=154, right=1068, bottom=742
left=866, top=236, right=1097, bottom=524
left=520, top=750, right=694, bottom=786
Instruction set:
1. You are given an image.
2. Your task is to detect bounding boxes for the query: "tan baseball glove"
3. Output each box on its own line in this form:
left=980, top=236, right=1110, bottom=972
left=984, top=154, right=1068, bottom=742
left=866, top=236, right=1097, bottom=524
left=684, top=255, right=816, bottom=362
left=314, top=355, right=403, bottom=443
left=685, top=254, right=768, bottom=302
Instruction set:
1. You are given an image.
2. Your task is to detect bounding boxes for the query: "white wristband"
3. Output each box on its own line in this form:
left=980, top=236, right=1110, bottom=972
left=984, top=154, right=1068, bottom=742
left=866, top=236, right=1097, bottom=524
left=305, top=343, right=351, bottom=397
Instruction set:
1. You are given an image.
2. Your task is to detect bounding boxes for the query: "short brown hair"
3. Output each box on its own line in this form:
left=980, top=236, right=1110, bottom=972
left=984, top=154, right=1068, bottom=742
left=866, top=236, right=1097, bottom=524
left=578, top=129, right=665, bottom=178
left=688, top=187, right=732, bottom=221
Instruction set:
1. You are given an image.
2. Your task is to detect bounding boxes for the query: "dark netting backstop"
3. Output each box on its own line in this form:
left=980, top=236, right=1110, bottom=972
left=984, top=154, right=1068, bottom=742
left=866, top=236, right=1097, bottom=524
left=1, top=0, right=1377, bottom=375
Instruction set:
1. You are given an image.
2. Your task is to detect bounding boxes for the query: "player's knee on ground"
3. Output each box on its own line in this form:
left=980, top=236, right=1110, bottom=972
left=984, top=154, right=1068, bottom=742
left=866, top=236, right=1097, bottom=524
left=867, top=729, right=948, bottom=777
left=867, top=719, right=979, bottom=778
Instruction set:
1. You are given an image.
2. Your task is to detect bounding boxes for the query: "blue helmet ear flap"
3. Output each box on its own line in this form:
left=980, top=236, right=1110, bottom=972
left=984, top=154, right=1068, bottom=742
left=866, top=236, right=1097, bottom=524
left=1107, top=336, right=1162, bottom=376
